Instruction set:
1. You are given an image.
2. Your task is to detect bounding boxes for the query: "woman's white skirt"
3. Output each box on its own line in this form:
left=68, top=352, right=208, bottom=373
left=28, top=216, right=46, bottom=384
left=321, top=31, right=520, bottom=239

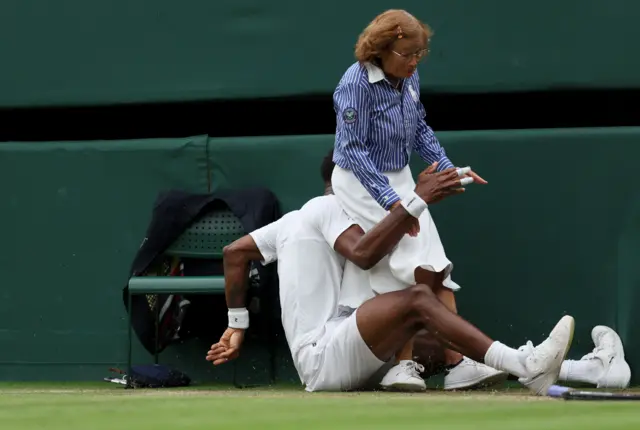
left=332, top=165, right=459, bottom=296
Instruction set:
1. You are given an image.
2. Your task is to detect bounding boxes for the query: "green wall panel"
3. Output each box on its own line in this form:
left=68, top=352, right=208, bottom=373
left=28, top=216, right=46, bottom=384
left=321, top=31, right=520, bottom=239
left=0, top=136, right=209, bottom=380
left=0, top=0, right=637, bottom=107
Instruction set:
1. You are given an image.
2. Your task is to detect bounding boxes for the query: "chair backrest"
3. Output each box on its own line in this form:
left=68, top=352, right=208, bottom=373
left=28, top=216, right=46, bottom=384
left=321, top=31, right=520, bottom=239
left=165, top=209, right=245, bottom=259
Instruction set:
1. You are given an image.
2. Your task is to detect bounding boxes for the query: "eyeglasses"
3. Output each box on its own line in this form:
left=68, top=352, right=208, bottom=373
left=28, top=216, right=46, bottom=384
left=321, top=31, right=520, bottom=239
left=391, top=49, right=429, bottom=62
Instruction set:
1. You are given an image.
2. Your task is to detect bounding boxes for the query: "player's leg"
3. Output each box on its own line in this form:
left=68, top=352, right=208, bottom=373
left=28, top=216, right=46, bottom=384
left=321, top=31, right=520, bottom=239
left=559, top=325, right=631, bottom=388
left=357, top=283, right=575, bottom=395
left=376, top=208, right=454, bottom=390
left=376, top=267, right=441, bottom=391
left=413, top=328, right=447, bottom=377
left=422, top=271, right=509, bottom=390
left=416, top=269, right=464, bottom=364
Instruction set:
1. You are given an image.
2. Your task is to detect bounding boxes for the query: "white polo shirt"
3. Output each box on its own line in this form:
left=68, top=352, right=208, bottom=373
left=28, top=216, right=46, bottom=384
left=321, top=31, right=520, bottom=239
left=249, top=195, right=355, bottom=362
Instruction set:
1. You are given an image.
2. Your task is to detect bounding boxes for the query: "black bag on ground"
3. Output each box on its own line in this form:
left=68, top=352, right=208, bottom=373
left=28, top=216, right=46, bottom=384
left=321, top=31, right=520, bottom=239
left=108, top=364, right=191, bottom=388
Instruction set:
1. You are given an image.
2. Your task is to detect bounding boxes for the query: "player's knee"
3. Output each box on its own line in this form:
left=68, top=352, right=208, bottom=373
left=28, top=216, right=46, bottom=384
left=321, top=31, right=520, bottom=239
left=408, top=283, right=437, bottom=302
left=406, top=284, right=437, bottom=325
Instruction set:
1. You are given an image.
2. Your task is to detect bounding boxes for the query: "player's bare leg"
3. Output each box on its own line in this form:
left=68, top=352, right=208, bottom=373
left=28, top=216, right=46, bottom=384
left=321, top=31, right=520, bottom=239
left=378, top=269, right=443, bottom=391
left=358, top=283, right=575, bottom=396
left=426, top=274, right=509, bottom=391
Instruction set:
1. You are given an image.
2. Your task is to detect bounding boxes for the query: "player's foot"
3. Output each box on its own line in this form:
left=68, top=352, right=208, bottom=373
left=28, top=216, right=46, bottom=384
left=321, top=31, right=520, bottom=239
left=518, top=315, right=575, bottom=395
left=380, top=360, right=427, bottom=392
left=581, top=325, right=631, bottom=389
left=444, top=356, right=508, bottom=390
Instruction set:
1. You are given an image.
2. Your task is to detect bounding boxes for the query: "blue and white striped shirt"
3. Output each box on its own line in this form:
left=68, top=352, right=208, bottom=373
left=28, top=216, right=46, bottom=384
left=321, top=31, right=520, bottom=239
left=333, top=62, right=455, bottom=210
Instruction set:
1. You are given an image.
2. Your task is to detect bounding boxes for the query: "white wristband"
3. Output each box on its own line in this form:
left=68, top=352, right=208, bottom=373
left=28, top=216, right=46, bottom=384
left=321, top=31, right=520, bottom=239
left=400, top=191, right=428, bottom=219
left=228, top=308, right=249, bottom=329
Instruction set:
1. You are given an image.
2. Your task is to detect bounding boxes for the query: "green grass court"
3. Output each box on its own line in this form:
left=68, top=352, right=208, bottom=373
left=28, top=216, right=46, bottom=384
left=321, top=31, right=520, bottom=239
left=2, top=383, right=639, bottom=429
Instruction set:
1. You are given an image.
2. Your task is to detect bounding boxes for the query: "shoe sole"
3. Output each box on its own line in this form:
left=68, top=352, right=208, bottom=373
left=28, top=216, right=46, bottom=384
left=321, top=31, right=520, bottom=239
left=559, top=316, right=575, bottom=370
left=530, top=315, right=575, bottom=395
left=444, top=371, right=509, bottom=391
left=380, top=382, right=427, bottom=392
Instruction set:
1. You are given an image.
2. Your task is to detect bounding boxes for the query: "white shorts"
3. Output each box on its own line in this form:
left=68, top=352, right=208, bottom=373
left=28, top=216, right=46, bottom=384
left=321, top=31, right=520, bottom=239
left=332, top=165, right=459, bottom=295
left=298, top=309, right=387, bottom=392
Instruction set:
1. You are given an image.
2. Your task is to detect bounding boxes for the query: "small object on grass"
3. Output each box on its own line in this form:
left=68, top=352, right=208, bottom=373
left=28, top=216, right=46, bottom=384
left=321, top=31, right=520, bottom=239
left=548, top=384, right=640, bottom=401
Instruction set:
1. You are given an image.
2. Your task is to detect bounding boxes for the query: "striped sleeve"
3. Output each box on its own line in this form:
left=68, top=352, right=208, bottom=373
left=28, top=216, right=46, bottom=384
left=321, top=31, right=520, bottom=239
left=413, top=108, right=455, bottom=172
left=411, top=74, right=454, bottom=172
left=334, top=82, right=400, bottom=209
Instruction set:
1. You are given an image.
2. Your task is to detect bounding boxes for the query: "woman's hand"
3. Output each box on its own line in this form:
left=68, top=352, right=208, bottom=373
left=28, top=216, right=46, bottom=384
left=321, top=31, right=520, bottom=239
left=466, top=170, right=487, bottom=184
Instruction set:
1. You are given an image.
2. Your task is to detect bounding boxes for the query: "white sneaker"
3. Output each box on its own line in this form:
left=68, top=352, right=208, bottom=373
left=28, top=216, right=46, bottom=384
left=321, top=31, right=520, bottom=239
left=518, top=315, right=575, bottom=395
left=581, top=325, right=631, bottom=389
left=444, top=356, right=509, bottom=390
left=380, top=360, right=427, bottom=392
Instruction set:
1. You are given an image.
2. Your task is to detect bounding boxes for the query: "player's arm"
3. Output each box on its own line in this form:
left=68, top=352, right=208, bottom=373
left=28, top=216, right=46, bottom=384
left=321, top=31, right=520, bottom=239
left=334, top=165, right=467, bottom=269
left=333, top=206, right=416, bottom=270
left=222, top=214, right=281, bottom=311
left=222, top=235, right=264, bottom=309
left=207, top=218, right=281, bottom=366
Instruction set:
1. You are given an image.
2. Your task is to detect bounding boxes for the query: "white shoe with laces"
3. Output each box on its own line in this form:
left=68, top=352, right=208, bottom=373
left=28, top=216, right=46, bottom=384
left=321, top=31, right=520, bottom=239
left=380, top=360, right=427, bottom=392
left=444, top=356, right=509, bottom=390
left=518, top=315, right=575, bottom=395
left=581, top=325, right=631, bottom=389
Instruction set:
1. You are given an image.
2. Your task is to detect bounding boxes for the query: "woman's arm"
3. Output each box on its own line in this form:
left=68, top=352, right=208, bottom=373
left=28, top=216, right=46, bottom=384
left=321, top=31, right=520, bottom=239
left=410, top=73, right=455, bottom=171
left=334, top=82, right=400, bottom=210
left=413, top=114, right=455, bottom=171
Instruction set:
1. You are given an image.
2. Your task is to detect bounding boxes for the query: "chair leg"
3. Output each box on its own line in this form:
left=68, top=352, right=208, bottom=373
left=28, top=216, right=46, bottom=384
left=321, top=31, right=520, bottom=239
left=268, top=319, right=277, bottom=385
left=154, top=297, right=160, bottom=364
left=126, top=292, right=133, bottom=389
left=232, top=361, right=240, bottom=388
left=265, top=294, right=277, bottom=385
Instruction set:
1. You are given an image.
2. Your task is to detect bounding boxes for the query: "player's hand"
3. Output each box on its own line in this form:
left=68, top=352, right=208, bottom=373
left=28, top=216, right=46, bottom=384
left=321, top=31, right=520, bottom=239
left=414, top=162, right=467, bottom=204
left=206, top=328, right=245, bottom=365
left=408, top=218, right=420, bottom=237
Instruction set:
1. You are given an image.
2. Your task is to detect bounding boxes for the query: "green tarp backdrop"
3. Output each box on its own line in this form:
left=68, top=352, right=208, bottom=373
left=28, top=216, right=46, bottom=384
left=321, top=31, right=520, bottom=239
left=0, top=128, right=639, bottom=382
left=0, top=0, right=638, bottom=107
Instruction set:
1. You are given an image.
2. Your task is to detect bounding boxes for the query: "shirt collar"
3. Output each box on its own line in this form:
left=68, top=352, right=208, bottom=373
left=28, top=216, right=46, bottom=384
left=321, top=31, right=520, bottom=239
left=364, top=62, right=385, bottom=83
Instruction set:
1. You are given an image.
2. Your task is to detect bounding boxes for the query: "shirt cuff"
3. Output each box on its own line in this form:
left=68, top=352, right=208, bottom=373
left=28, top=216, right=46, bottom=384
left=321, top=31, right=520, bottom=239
left=376, top=186, right=401, bottom=210
left=436, top=156, right=455, bottom=171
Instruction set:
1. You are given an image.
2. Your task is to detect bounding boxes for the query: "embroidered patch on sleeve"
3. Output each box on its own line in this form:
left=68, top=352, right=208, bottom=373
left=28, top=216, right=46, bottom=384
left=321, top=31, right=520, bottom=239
left=342, top=107, right=357, bottom=124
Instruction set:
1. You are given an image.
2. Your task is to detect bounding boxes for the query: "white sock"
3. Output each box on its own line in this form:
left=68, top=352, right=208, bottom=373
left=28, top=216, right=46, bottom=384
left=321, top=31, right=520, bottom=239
left=484, top=341, right=529, bottom=378
left=559, top=360, right=603, bottom=385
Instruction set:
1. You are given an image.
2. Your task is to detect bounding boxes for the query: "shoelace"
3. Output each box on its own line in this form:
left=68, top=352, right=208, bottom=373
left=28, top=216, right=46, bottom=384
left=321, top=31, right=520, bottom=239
left=460, top=357, right=477, bottom=368
left=403, top=361, right=425, bottom=378
left=518, top=340, right=552, bottom=371
left=581, top=346, right=602, bottom=361
left=518, top=341, right=534, bottom=354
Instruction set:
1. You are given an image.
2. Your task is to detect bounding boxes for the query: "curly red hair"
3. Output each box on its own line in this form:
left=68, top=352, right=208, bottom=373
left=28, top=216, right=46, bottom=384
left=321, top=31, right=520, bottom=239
left=355, top=9, right=432, bottom=63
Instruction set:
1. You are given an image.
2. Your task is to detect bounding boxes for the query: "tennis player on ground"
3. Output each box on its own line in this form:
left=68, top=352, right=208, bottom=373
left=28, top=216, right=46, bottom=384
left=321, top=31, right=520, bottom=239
left=206, top=161, right=574, bottom=395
